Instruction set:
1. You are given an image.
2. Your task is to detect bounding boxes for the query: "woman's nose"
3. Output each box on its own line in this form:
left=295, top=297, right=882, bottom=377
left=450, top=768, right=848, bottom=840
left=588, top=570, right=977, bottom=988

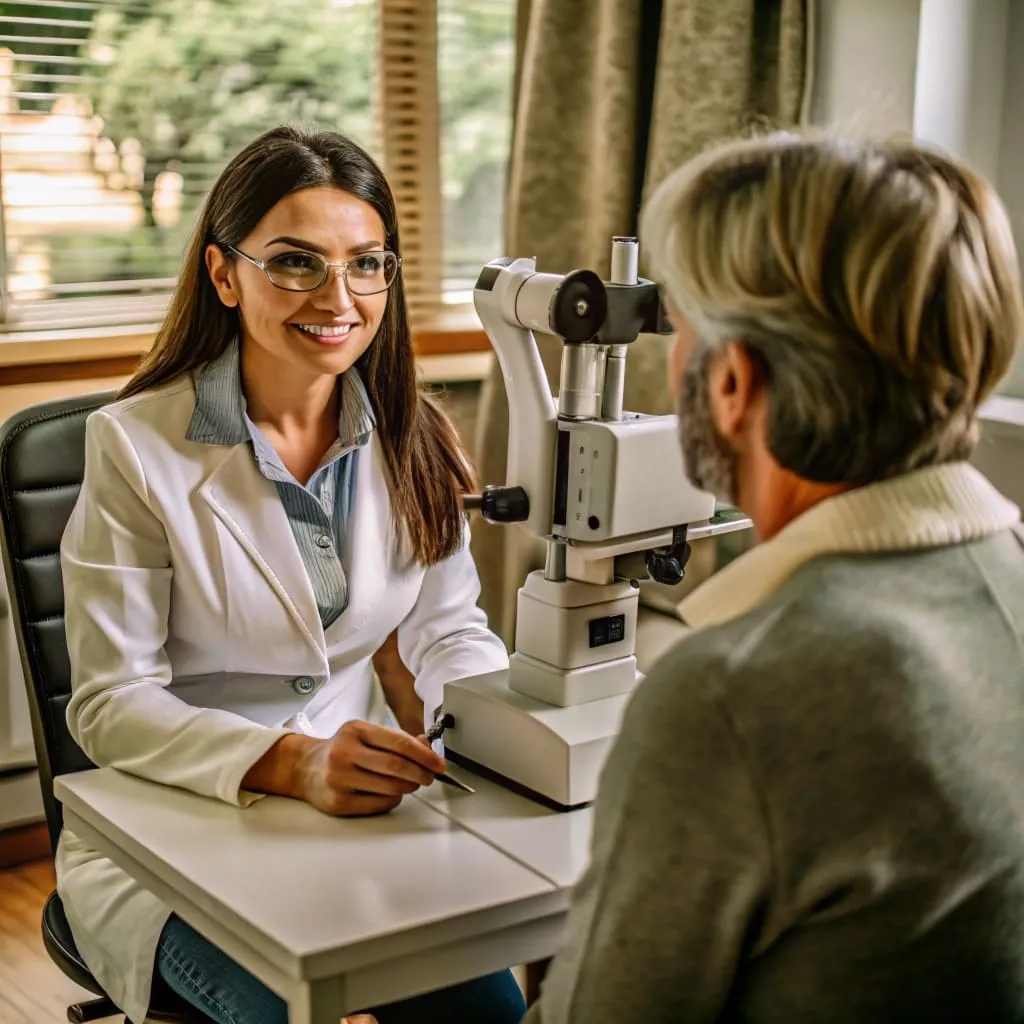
left=315, top=266, right=356, bottom=312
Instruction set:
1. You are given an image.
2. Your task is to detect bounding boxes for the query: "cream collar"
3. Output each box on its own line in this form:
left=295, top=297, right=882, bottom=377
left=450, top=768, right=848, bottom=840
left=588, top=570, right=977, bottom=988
left=679, top=462, right=1020, bottom=630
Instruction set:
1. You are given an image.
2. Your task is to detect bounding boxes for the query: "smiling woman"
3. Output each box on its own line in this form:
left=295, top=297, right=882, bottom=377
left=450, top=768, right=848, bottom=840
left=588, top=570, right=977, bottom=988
left=56, top=124, right=524, bottom=1024
left=121, top=126, right=472, bottom=565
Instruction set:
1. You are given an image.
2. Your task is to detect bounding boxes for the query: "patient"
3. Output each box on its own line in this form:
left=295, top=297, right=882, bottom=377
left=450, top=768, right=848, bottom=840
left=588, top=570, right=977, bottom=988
left=525, top=133, right=1024, bottom=1022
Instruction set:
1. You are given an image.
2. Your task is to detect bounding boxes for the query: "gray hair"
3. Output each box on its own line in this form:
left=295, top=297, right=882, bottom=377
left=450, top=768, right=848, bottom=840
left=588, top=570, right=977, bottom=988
left=641, top=132, right=1024, bottom=484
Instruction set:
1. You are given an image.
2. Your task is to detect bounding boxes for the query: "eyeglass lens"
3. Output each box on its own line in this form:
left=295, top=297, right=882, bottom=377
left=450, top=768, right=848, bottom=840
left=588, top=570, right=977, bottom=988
left=264, top=251, right=398, bottom=293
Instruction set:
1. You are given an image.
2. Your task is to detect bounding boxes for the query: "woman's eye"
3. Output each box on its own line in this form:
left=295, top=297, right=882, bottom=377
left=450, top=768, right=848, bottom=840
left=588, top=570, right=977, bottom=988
left=272, top=252, right=321, bottom=274
left=351, top=254, right=383, bottom=276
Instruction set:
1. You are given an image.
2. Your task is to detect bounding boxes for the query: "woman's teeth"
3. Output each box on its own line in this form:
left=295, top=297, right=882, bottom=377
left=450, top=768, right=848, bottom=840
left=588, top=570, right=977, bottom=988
left=293, top=323, right=353, bottom=338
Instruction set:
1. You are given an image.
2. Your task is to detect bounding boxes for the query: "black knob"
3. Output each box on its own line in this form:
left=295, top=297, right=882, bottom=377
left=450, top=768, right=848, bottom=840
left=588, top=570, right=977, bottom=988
left=645, top=526, right=692, bottom=585
left=480, top=485, right=530, bottom=524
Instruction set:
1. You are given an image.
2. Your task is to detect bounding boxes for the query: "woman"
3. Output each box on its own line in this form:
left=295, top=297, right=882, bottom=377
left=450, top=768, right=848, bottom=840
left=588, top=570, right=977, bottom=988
left=57, top=125, right=526, bottom=1024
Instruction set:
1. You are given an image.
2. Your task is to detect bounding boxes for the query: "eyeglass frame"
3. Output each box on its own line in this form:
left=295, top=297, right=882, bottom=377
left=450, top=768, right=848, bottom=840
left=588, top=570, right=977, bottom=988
left=223, top=244, right=403, bottom=295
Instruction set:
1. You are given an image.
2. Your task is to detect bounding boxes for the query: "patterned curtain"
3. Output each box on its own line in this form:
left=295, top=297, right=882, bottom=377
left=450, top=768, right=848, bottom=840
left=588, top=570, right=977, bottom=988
left=472, top=0, right=812, bottom=641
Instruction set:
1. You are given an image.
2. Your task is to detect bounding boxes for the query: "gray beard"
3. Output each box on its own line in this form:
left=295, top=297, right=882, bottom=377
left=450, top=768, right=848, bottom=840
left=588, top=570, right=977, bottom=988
left=676, top=343, right=738, bottom=505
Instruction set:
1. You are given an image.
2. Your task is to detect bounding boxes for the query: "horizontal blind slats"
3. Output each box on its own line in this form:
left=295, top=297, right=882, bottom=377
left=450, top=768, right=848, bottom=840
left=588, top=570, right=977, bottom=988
left=0, top=0, right=515, bottom=332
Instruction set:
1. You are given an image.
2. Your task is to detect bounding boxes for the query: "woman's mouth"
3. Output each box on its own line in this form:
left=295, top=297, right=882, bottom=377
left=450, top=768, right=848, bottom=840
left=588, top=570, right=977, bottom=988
left=291, top=322, right=356, bottom=345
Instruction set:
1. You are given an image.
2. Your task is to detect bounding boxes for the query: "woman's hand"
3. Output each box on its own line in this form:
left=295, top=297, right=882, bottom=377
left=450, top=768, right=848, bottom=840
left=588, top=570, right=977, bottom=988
left=259, top=720, right=446, bottom=817
left=295, top=720, right=445, bottom=816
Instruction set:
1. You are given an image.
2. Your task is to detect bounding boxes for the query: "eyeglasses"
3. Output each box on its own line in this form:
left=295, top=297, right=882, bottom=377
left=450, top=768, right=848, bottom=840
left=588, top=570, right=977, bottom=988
left=226, top=245, right=402, bottom=295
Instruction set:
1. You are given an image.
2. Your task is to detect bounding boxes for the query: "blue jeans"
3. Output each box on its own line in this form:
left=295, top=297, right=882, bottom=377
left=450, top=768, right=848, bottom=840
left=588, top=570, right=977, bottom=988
left=155, top=916, right=527, bottom=1024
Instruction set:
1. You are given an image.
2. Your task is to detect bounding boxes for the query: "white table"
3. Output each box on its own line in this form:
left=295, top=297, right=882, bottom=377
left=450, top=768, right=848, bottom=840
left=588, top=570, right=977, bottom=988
left=54, top=766, right=592, bottom=1024
left=416, top=768, right=594, bottom=889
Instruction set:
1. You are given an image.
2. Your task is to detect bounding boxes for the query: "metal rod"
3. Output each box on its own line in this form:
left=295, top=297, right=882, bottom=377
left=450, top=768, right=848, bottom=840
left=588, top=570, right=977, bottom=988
left=610, top=236, right=639, bottom=285
left=557, top=343, right=605, bottom=420
left=601, top=237, right=638, bottom=420
left=544, top=539, right=567, bottom=581
left=602, top=345, right=627, bottom=421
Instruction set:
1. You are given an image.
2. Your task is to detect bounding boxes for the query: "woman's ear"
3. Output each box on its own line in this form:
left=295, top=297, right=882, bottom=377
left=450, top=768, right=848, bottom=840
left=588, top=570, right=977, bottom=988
left=205, top=244, right=239, bottom=309
left=709, top=341, right=765, bottom=443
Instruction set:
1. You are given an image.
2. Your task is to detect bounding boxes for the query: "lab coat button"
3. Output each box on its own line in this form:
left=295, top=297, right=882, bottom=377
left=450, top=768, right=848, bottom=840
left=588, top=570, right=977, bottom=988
left=315, top=534, right=332, bottom=549
left=292, top=675, right=316, bottom=695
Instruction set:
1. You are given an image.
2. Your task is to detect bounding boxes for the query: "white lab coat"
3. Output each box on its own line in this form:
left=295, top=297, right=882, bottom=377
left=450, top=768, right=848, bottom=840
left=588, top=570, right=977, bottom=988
left=55, top=375, right=508, bottom=1024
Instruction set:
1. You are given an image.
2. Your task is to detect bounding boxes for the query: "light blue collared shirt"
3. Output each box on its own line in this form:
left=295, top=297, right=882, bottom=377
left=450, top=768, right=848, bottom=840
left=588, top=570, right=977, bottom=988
left=186, top=340, right=375, bottom=631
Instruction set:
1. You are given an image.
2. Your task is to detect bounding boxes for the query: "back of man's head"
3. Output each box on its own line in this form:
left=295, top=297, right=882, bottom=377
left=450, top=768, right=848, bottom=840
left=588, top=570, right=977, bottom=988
left=642, top=132, right=1024, bottom=485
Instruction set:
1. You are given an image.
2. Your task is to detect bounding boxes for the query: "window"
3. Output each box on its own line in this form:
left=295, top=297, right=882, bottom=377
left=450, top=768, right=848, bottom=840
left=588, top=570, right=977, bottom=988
left=0, top=0, right=516, bottom=334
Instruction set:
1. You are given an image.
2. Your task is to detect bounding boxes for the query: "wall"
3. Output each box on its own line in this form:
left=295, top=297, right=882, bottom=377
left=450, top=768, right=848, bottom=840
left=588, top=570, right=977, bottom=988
left=912, top=0, right=1023, bottom=395
left=996, top=0, right=1024, bottom=395
left=810, top=0, right=921, bottom=133
left=914, top=0, right=1009, bottom=184
left=812, top=0, right=1024, bottom=397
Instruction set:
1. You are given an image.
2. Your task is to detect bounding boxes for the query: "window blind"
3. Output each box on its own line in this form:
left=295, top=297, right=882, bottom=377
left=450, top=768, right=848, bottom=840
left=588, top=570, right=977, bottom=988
left=379, top=0, right=443, bottom=327
left=0, top=0, right=515, bottom=336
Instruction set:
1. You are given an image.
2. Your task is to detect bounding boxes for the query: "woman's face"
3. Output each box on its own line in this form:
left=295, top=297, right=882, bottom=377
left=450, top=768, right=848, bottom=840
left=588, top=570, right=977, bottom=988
left=206, top=186, right=391, bottom=380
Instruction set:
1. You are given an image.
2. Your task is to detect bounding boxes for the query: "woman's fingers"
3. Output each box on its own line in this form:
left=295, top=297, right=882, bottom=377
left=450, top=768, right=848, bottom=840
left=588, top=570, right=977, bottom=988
left=355, top=746, right=436, bottom=788
left=345, top=720, right=446, bottom=774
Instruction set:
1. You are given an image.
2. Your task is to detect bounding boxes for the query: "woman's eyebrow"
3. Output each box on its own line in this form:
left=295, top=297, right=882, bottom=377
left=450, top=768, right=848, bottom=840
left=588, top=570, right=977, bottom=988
left=264, top=235, right=327, bottom=254
left=263, top=236, right=385, bottom=255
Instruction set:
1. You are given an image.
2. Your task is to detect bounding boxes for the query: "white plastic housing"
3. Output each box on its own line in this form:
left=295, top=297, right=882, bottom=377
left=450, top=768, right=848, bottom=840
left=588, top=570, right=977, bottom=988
left=473, top=258, right=558, bottom=538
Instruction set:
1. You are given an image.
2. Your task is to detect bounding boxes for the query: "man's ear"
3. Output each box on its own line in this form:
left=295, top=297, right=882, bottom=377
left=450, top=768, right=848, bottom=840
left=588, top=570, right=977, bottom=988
left=205, top=244, right=240, bottom=309
left=709, top=341, right=765, bottom=442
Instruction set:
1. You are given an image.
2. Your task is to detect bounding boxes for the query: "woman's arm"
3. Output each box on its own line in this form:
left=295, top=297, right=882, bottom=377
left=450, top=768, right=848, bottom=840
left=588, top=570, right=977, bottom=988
left=62, top=410, right=292, bottom=806
left=372, top=629, right=424, bottom=735
left=395, top=524, right=509, bottom=731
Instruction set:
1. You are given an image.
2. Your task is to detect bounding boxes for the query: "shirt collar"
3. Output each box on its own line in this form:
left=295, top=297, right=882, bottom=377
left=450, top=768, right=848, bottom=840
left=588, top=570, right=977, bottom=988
left=186, top=337, right=376, bottom=450
left=678, top=461, right=1021, bottom=631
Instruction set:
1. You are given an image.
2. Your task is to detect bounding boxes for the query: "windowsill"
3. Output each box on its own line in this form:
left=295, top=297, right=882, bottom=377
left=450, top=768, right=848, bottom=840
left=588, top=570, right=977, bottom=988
left=0, top=312, right=492, bottom=372
left=0, top=324, right=157, bottom=367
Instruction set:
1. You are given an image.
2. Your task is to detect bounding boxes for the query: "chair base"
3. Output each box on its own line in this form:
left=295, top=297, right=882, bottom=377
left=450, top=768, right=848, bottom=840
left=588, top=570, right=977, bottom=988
left=43, top=890, right=203, bottom=1022
left=68, top=995, right=118, bottom=1023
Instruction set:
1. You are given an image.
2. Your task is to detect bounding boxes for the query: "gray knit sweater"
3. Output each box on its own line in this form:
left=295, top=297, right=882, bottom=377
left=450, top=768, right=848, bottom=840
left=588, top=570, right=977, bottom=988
left=529, top=526, right=1024, bottom=1023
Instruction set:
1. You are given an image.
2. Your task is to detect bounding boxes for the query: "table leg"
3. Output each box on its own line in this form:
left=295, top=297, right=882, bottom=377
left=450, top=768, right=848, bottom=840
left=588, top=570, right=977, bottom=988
left=288, top=976, right=347, bottom=1024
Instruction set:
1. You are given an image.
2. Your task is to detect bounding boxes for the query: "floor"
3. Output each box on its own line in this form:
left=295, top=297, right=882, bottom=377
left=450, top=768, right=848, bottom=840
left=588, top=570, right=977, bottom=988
left=0, top=858, right=100, bottom=1024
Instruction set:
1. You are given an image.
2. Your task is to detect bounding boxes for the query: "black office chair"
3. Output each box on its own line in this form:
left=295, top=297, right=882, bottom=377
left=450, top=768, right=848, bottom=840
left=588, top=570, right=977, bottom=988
left=0, top=393, right=200, bottom=1023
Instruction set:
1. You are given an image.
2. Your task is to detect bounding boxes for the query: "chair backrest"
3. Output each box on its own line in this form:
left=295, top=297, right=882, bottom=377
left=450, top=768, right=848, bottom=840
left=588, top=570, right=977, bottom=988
left=0, top=392, right=116, bottom=851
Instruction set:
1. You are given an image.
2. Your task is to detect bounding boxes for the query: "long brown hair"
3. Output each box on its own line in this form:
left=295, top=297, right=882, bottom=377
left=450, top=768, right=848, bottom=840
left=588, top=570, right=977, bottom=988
left=120, top=124, right=474, bottom=565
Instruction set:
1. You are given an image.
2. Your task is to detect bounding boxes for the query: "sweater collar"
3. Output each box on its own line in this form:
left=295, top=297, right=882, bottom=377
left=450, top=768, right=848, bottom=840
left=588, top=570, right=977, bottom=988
left=679, top=462, right=1020, bottom=630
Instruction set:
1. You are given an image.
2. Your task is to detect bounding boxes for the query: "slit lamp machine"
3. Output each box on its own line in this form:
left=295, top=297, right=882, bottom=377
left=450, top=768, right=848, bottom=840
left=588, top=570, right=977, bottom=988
left=440, top=237, right=751, bottom=810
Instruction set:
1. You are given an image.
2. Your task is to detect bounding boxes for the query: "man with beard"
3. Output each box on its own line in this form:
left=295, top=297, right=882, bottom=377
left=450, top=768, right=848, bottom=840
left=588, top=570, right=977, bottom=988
left=522, top=133, right=1024, bottom=1024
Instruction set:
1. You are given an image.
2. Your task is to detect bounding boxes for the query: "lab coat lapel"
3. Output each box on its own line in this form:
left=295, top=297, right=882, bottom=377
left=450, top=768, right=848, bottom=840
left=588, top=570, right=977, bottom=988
left=198, top=444, right=328, bottom=663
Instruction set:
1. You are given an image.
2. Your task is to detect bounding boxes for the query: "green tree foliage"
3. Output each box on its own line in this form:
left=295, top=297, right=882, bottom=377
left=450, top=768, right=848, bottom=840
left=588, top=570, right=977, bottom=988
left=86, top=0, right=376, bottom=170
left=0, top=0, right=94, bottom=102
left=84, top=0, right=376, bottom=226
left=437, top=0, right=516, bottom=276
